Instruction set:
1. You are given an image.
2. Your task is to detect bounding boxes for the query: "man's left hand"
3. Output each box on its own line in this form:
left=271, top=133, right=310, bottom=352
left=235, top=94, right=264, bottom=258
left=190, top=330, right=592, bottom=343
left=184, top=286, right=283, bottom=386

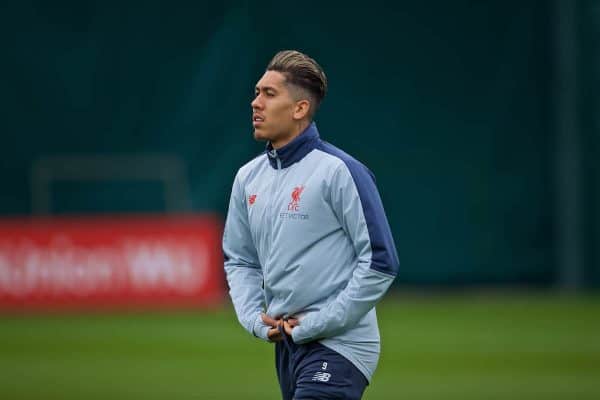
left=283, top=317, right=298, bottom=336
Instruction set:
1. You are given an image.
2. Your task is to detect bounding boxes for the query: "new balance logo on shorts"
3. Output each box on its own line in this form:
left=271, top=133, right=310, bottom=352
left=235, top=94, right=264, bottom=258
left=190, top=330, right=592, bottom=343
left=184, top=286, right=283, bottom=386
left=311, top=372, right=331, bottom=382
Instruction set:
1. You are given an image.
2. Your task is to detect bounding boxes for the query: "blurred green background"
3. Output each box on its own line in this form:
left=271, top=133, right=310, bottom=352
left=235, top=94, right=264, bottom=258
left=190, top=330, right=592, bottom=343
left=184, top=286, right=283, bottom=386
left=1, top=296, right=599, bottom=399
left=1, top=0, right=599, bottom=399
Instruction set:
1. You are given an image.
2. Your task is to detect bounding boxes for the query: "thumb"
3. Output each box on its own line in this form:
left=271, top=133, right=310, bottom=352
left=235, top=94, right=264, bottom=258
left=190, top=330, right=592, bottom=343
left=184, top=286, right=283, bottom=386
left=261, top=313, right=280, bottom=327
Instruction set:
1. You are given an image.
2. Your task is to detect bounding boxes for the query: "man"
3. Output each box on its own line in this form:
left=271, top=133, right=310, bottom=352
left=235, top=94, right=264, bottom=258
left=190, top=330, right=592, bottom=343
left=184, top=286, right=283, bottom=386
left=223, top=50, right=399, bottom=400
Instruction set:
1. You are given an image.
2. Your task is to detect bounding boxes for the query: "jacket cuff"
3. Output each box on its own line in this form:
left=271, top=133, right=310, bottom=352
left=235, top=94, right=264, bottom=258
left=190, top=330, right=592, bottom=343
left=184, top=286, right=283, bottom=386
left=252, top=313, right=270, bottom=341
left=291, top=314, right=318, bottom=344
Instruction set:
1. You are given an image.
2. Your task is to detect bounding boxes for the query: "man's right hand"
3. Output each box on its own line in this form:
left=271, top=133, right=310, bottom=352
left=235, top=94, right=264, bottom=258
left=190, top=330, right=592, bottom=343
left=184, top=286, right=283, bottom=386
left=261, top=313, right=284, bottom=342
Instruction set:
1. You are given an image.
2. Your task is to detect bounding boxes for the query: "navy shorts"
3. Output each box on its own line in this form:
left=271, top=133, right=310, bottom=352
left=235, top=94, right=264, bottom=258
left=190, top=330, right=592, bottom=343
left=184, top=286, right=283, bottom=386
left=275, top=330, right=368, bottom=400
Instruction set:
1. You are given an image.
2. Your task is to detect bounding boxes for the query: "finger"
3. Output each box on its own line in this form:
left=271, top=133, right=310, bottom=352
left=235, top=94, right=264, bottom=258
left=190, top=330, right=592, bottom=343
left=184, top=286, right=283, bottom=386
left=283, top=320, right=295, bottom=336
left=261, top=313, right=280, bottom=327
left=286, top=318, right=299, bottom=327
left=267, top=327, right=280, bottom=339
left=267, top=327, right=283, bottom=342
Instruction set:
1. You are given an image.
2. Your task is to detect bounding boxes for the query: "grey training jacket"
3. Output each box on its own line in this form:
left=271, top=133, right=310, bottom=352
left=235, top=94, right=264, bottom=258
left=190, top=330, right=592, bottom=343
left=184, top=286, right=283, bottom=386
left=223, top=122, right=399, bottom=381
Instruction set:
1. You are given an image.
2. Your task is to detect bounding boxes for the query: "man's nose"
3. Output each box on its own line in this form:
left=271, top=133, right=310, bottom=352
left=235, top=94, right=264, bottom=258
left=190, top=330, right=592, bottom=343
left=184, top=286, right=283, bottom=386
left=251, top=95, right=262, bottom=110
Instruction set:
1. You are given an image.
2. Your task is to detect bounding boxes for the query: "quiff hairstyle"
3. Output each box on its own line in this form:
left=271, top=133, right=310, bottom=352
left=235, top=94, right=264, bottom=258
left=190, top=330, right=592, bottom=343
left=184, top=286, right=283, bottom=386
left=267, top=50, right=328, bottom=118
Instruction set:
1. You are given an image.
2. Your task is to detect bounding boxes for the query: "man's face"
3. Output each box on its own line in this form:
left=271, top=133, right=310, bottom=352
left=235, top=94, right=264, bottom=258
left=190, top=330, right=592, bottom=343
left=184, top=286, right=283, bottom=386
left=251, top=70, right=297, bottom=147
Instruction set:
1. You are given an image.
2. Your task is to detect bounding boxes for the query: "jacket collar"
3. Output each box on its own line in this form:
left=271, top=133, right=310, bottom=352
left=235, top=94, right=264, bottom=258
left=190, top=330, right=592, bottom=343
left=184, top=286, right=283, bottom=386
left=266, top=122, right=321, bottom=169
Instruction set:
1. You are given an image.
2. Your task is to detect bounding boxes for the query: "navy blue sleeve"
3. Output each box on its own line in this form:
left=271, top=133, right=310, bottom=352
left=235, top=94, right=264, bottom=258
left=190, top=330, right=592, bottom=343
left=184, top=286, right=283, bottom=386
left=318, top=142, right=399, bottom=276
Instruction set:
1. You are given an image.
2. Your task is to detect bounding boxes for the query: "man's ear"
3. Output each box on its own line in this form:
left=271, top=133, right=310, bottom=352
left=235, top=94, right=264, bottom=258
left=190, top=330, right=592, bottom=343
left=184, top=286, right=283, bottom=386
left=293, top=99, right=311, bottom=120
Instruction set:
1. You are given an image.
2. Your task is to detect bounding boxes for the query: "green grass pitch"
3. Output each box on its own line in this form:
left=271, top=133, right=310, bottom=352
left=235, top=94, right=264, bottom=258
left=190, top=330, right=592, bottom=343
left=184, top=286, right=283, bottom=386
left=0, top=294, right=598, bottom=399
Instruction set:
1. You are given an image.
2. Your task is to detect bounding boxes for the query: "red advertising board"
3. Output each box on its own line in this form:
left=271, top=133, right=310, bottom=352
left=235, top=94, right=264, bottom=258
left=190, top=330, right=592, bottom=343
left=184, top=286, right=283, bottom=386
left=0, top=214, right=225, bottom=311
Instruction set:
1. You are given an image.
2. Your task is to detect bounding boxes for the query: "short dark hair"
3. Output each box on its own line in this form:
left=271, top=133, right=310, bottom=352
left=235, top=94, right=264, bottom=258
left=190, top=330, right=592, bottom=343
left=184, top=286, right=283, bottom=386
left=267, top=50, right=328, bottom=116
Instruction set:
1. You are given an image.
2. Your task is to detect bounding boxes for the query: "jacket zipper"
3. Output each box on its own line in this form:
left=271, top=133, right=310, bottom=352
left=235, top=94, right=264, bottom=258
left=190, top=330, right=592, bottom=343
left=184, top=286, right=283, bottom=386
left=265, top=152, right=282, bottom=281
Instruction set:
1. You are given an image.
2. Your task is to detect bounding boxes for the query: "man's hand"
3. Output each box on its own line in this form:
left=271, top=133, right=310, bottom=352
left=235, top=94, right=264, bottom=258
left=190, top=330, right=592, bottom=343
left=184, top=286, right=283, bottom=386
left=283, top=317, right=298, bottom=336
left=261, top=313, right=283, bottom=342
left=261, top=314, right=299, bottom=342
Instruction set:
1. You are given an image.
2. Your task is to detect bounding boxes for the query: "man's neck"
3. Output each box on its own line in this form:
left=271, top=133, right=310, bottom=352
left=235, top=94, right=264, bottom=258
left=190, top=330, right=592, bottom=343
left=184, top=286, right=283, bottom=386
left=271, top=120, right=311, bottom=149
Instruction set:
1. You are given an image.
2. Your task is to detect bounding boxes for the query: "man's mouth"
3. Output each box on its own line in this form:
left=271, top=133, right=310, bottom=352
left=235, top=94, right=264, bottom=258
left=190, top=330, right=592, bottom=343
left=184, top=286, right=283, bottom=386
left=253, top=115, right=264, bottom=127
